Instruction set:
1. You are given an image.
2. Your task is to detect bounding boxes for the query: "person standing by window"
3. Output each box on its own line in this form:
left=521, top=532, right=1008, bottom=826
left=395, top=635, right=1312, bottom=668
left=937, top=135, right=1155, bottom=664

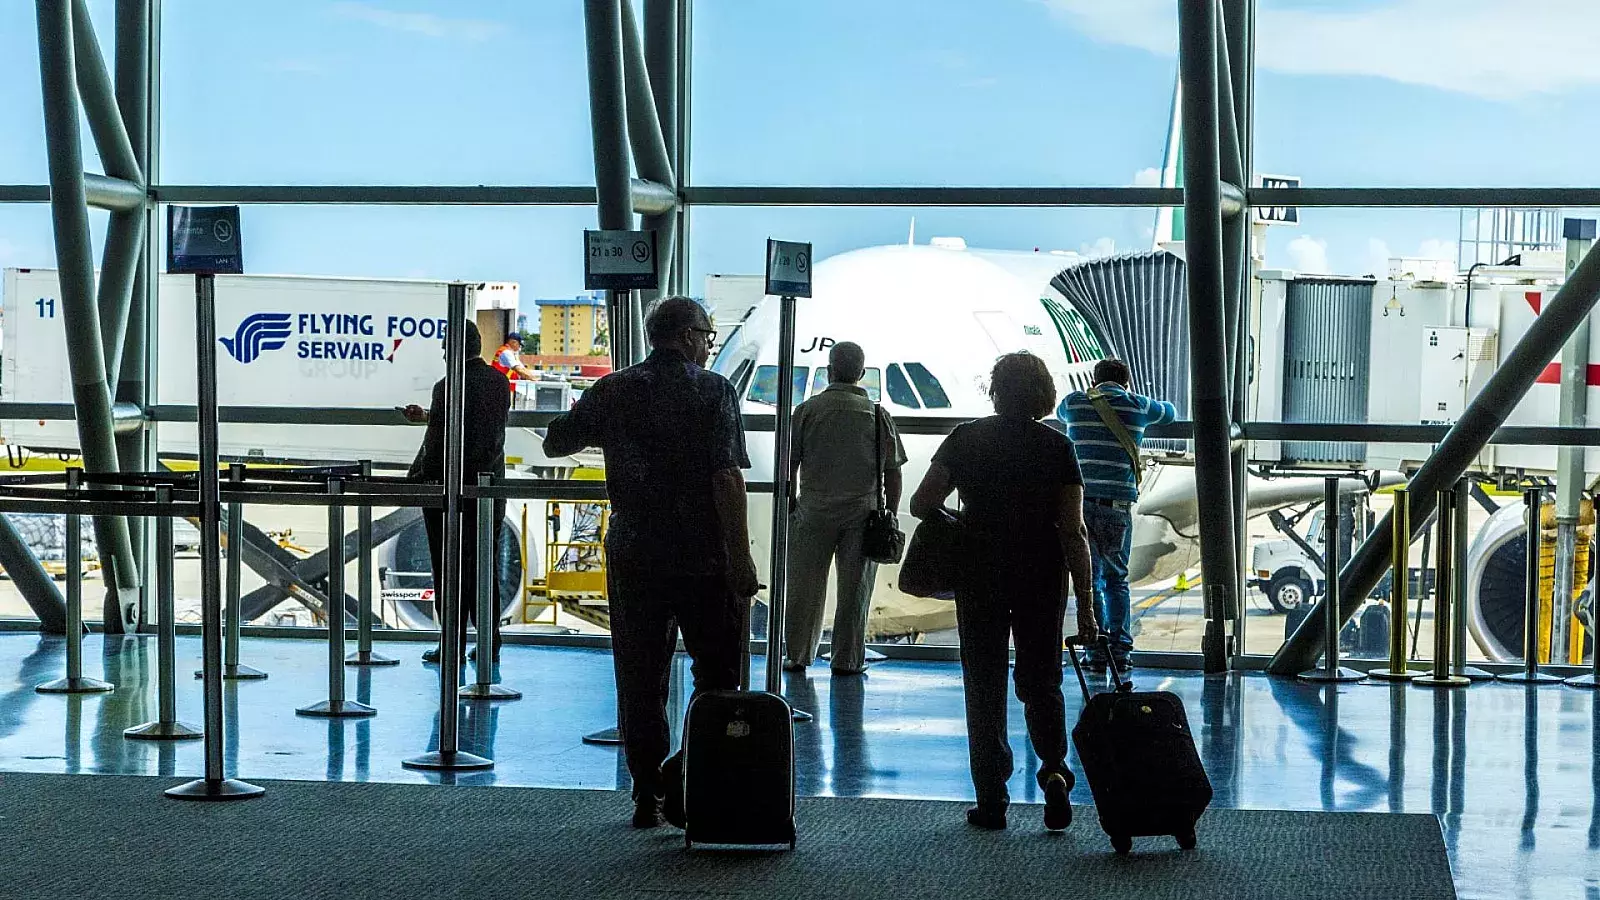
left=784, top=342, right=907, bottom=676
left=1057, top=358, right=1177, bottom=673
left=910, top=352, right=1098, bottom=832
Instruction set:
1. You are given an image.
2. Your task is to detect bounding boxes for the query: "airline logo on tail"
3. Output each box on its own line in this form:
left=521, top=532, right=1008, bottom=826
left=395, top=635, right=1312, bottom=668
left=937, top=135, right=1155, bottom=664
left=219, top=312, right=293, bottom=364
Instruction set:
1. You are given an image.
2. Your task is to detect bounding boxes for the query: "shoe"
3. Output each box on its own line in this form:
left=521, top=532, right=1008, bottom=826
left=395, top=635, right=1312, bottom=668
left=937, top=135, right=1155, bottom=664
left=632, top=797, right=663, bottom=829
left=781, top=660, right=808, bottom=673
left=421, top=646, right=440, bottom=664
left=1110, top=656, right=1133, bottom=673
left=467, top=644, right=501, bottom=663
left=831, top=666, right=868, bottom=677
left=1084, top=657, right=1108, bottom=674
left=1043, top=772, right=1073, bottom=831
left=966, top=805, right=1007, bottom=830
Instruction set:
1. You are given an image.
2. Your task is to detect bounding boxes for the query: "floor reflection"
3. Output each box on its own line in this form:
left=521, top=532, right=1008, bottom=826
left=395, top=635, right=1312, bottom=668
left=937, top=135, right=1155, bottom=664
left=0, top=634, right=1596, bottom=898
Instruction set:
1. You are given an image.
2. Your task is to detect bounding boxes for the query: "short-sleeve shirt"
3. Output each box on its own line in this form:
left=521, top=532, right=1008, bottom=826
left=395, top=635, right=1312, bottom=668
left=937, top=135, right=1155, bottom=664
left=542, top=348, right=750, bottom=577
left=496, top=346, right=521, bottom=370
left=931, top=414, right=1083, bottom=557
left=792, top=383, right=908, bottom=518
left=1057, top=384, right=1176, bottom=502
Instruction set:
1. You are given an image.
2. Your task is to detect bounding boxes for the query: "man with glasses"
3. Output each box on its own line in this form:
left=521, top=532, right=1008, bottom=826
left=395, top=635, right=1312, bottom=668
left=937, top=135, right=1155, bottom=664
left=544, top=296, right=760, bottom=829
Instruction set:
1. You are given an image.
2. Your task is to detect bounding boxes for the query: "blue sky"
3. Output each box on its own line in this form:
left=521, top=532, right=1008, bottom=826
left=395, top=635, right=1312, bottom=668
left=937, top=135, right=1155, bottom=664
left=1, top=0, right=1597, bottom=315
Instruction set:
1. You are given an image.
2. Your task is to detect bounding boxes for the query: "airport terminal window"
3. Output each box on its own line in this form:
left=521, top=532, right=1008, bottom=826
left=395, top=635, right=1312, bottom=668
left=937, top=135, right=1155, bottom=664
left=885, top=364, right=920, bottom=409
left=809, top=367, right=882, bottom=403
left=747, top=365, right=809, bottom=407
left=904, top=363, right=951, bottom=409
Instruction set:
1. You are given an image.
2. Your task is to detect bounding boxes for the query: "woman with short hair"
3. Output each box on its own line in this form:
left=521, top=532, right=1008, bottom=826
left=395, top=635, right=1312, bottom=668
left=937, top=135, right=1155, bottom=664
left=909, top=351, right=1098, bottom=831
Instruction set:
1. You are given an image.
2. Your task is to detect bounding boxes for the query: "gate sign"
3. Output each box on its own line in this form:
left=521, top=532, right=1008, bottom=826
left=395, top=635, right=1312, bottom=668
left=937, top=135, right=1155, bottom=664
left=1254, top=175, right=1300, bottom=226
left=167, top=205, right=243, bottom=274
left=584, top=229, right=659, bottom=291
left=765, top=239, right=812, bottom=298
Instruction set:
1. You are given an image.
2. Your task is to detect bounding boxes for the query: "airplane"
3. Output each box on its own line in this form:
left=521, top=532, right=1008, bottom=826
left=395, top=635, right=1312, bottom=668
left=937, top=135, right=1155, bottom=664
left=710, top=239, right=1347, bottom=641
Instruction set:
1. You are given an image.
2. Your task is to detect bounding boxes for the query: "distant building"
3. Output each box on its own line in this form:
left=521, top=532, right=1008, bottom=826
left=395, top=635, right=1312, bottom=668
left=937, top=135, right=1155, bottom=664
left=537, top=292, right=608, bottom=356
left=522, top=355, right=612, bottom=378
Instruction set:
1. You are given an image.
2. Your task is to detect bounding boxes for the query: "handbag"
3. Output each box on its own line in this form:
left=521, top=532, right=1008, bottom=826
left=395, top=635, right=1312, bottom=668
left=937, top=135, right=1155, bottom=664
left=860, top=405, right=906, bottom=565
left=898, top=507, right=965, bottom=600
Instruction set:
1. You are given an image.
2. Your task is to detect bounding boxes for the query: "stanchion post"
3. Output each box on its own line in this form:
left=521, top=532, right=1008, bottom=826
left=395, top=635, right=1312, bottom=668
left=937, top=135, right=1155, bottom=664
left=1369, top=486, right=1418, bottom=682
left=462, top=474, right=519, bottom=701
left=404, top=283, right=492, bottom=771
left=766, top=290, right=812, bottom=724
left=200, top=464, right=267, bottom=680
left=1415, top=486, right=1470, bottom=687
left=127, top=485, right=202, bottom=740
left=348, top=459, right=397, bottom=667
left=167, top=271, right=265, bottom=799
left=298, top=479, right=375, bottom=718
left=1501, top=487, right=1562, bottom=684
left=38, top=468, right=113, bottom=695
left=1300, top=477, right=1363, bottom=683
left=1452, top=478, right=1494, bottom=681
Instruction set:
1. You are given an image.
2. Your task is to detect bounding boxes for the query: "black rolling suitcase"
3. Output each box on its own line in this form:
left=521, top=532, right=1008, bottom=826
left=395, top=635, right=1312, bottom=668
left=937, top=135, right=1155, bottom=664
left=681, top=689, right=796, bottom=850
left=1067, top=637, right=1212, bottom=855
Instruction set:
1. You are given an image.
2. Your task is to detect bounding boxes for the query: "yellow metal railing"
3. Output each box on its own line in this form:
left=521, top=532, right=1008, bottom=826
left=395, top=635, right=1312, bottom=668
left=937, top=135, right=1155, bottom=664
left=522, top=499, right=610, bottom=625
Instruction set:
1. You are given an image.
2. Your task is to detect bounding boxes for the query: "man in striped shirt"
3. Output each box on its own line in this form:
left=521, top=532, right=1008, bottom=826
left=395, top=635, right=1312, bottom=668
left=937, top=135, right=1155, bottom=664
left=1057, top=358, right=1177, bottom=671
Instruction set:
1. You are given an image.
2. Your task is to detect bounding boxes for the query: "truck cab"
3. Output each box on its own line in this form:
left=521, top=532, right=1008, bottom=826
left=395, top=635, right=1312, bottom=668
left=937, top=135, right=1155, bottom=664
left=1250, top=509, right=1325, bottom=613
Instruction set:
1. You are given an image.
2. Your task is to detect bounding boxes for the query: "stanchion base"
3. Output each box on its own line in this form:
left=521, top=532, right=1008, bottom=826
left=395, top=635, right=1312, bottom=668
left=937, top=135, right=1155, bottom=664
left=790, top=707, right=814, bottom=724
left=1365, top=668, right=1418, bottom=682
left=582, top=727, right=622, bottom=746
left=165, top=777, right=266, bottom=801
left=36, top=676, right=114, bottom=695
left=1297, top=666, right=1365, bottom=683
left=1563, top=673, right=1600, bottom=688
left=1412, top=673, right=1473, bottom=688
left=1498, top=670, right=1562, bottom=684
left=195, top=665, right=269, bottom=681
left=124, top=720, right=204, bottom=741
left=459, top=682, right=522, bottom=701
left=401, top=749, right=493, bottom=771
left=295, top=699, right=377, bottom=718
left=345, top=650, right=401, bottom=667
left=1453, top=666, right=1496, bottom=682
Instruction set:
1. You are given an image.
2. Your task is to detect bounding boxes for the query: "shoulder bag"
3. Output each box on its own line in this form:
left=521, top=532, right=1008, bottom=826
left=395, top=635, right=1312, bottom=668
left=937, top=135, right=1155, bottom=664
left=898, top=507, right=964, bottom=600
left=860, top=405, right=906, bottom=564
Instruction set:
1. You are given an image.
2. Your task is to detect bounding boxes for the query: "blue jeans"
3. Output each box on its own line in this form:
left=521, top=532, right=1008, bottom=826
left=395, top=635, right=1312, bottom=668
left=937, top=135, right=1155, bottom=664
left=1083, top=500, right=1134, bottom=659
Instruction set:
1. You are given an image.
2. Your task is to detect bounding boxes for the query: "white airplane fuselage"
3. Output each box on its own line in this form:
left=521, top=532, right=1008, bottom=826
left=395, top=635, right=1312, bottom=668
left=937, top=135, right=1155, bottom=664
left=713, top=243, right=1330, bottom=639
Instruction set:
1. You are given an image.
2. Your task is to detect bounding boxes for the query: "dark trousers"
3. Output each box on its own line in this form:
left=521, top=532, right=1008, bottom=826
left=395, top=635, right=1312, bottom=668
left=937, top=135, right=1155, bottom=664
left=954, top=561, right=1069, bottom=810
left=608, top=572, right=744, bottom=800
left=423, top=499, right=507, bottom=651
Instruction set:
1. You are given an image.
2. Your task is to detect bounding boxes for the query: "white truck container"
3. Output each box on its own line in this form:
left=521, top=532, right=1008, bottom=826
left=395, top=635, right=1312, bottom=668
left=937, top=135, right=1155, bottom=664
left=2, top=268, right=552, bottom=468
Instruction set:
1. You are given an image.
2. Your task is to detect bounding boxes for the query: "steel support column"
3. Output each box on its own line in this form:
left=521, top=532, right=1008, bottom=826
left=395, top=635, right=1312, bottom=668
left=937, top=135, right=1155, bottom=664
left=1271, top=239, right=1600, bottom=674
left=0, top=515, right=67, bottom=631
left=114, top=0, right=154, bottom=630
left=1179, top=0, right=1240, bottom=673
left=1219, top=0, right=1253, bottom=654
left=36, top=0, right=140, bottom=629
left=644, top=0, right=685, bottom=295
left=584, top=0, right=641, bottom=367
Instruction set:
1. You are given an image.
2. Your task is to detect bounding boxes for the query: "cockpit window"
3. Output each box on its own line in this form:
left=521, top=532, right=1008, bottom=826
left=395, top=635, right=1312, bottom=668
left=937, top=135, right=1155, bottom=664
left=905, top=363, right=951, bottom=408
left=747, top=365, right=809, bottom=406
left=885, top=364, right=920, bottom=408
left=710, top=324, right=743, bottom=373
left=810, top=366, right=883, bottom=402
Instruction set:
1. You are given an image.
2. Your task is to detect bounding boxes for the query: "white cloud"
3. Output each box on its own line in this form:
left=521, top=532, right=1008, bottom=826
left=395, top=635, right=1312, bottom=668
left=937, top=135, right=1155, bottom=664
left=1132, top=166, right=1162, bottom=187
left=1035, top=0, right=1600, bottom=100
left=331, top=2, right=505, bottom=42
left=1286, top=235, right=1331, bottom=274
left=1080, top=237, right=1118, bottom=258
left=1416, top=238, right=1457, bottom=265
left=1366, top=238, right=1393, bottom=276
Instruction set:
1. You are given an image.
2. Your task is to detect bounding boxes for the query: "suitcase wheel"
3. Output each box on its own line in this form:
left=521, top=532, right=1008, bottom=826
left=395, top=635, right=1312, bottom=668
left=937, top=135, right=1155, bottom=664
left=1111, top=834, right=1133, bottom=856
left=1176, top=829, right=1197, bottom=851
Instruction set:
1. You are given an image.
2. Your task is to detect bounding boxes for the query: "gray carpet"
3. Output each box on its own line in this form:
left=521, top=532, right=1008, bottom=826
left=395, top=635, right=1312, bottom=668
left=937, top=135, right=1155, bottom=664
left=0, top=773, right=1454, bottom=900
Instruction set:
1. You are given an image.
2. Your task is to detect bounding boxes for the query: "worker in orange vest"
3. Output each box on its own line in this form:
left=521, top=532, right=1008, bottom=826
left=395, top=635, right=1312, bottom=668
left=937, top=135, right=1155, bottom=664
left=492, top=332, right=539, bottom=390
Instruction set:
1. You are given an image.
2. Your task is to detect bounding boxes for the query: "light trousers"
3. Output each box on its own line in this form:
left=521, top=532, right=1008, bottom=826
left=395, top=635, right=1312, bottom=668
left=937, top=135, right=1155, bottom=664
left=784, top=505, right=879, bottom=671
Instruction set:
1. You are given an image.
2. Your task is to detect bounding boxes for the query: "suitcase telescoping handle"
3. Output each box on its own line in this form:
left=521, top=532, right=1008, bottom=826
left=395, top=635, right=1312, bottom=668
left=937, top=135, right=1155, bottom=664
left=1065, top=635, right=1130, bottom=702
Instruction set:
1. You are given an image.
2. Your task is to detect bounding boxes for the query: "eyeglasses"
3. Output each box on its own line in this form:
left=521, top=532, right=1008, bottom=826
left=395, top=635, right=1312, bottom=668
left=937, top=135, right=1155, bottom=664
left=691, top=327, right=717, bottom=344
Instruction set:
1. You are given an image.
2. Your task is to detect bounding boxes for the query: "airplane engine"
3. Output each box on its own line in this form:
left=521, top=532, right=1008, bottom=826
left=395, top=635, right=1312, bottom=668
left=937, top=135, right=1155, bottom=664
left=1465, top=499, right=1594, bottom=663
left=376, top=514, right=525, bottom=631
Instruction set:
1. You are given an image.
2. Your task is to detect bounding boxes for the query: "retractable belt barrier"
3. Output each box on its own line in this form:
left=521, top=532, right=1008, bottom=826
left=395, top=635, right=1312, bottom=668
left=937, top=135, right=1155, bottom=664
left=34, top=468, right=114, bottom=696
left=1414, top=486, right=1471, bottom=688
left=1369, top=486, right=1417, bottom=683
left=1500, top=488, right=1562, bottom=684
left=1298, top=477, right=1362, bottom=684
left=460, top=474, right=521, bottom=702
left=125, top=484, right=203, bottom=741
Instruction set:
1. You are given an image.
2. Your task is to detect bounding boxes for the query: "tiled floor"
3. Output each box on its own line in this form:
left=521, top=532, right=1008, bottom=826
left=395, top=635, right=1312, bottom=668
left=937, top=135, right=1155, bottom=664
left=1, top=632, right=1597, bottom=898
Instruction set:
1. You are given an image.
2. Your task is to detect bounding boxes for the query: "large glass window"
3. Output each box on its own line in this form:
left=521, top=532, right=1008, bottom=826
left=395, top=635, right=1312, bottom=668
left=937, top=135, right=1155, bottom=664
left=1254, top=4, right=1600, bottom=187
left=690, top=0, right=1178, bottom=186
left=160, top=1, right=594, bottom=184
